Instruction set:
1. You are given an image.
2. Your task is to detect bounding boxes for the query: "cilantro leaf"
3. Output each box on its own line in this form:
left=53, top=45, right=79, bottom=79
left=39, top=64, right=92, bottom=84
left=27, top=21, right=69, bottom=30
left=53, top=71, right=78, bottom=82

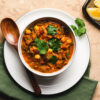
left=34, top=37, right=48, bottom=54
left=77, top=27, right=86, bottom=36
left=71, top=18, right=86, bottom=37
left=30, top=26, right=34, bottom=30
left=47, top=25, right=57, bottom=35
left=65, top=51, right=70, bottom=59
left=34, top=37, right=40, bottom=45
left=48, top=38, right=55, bottom=47
left=48, top=39, right=62, bottom=52
left=71, top=25, right=78, bottom=36
left=75, top=18, right=85, bottom=28
left=49, top=55, right=57, bottom=64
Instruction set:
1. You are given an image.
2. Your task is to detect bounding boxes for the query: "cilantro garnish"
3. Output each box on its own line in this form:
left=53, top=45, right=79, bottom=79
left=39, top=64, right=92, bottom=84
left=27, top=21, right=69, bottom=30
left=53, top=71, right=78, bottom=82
left=70, top=25, right=78, bottom=36
left=78, top=27, right=86, bottom=36
left=34, top=37, right=48, bottom=54
left=49, top=55, right=57, bottom=64
left=30, top=26, right=34, bottom=30
left=75, top=18, right=85, bottom=28
left=71, top=18, right=86, bottom=36
left=47, top=25, right=57, bottom=35
left=65, top=51, right=70, bottom=59
left=48, top=38, right=62, bottom=52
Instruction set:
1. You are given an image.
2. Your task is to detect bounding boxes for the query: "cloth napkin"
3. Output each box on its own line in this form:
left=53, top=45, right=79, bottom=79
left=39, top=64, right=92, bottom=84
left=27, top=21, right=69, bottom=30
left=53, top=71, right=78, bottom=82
left=0, top=41, right=98, bottom=100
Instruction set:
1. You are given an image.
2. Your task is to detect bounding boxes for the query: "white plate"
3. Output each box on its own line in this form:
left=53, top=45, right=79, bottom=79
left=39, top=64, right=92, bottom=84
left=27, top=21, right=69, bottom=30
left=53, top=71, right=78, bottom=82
left=4, top=8, right=90, bottom=95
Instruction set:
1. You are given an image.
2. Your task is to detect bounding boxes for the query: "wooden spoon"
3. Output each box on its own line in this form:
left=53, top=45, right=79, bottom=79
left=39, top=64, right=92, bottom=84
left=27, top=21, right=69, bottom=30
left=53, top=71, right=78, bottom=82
left=1, top=18, right=41, bottom=95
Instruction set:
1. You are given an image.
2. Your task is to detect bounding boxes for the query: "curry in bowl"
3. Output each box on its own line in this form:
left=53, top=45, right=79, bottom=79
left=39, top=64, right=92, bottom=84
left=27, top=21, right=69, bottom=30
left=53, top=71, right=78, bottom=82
left=21, top=18, right=75, bottom=73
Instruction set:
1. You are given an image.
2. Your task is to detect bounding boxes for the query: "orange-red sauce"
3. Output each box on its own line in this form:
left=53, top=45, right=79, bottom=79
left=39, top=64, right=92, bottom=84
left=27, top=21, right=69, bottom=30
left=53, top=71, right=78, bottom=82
left=21, top=18, right=74, bottom=73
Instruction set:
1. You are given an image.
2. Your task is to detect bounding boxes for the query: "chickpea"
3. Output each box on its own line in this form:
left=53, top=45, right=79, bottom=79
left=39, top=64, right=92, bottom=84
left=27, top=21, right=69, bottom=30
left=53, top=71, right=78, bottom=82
left=30, top=46, right=38, bottom=53
left=33, top=46, right=37, bottom=51
left=44, top=29, right=47, bottom=34
left=25, top=29, right=31, bottom=34
left=48, top=35, right=52, bottom=38
left=34, top=25, right=39, bottom=30
left=48, top=48, right=53, bottom=53
left=67, top=39, right=72, bottom=44
left=34, top=54, right=40, bottom=59
left=61, top=37, right=66, bottom=42
left=33, top=46, right=38, bottom=53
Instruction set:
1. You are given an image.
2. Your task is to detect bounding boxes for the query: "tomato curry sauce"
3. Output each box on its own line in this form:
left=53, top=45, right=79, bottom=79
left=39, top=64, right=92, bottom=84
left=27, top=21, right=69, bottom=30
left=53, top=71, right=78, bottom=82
left=21, top=17, right=75, bottom=73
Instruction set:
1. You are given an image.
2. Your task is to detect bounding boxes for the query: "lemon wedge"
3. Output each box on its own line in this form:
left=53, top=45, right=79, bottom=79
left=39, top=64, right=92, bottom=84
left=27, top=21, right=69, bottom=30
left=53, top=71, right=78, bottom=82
left=94, top=0, right=100, bottom=8
left=87, top=8, right=100, bottom=21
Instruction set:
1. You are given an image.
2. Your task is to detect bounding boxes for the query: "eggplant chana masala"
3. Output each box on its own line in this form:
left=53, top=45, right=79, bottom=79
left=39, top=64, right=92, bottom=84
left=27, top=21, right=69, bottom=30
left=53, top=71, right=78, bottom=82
left=21, top=18, right=75, bottom=73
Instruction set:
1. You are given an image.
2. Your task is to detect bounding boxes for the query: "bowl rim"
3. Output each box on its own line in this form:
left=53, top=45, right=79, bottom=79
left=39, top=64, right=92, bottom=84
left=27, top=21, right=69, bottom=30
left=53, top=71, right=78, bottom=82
left=18, top=9, right=77, bottom=77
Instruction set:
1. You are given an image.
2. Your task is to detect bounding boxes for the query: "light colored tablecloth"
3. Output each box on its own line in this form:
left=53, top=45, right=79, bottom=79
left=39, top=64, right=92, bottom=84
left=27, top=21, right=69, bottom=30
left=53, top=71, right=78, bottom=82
left=0, top=0, right=100, bottom=100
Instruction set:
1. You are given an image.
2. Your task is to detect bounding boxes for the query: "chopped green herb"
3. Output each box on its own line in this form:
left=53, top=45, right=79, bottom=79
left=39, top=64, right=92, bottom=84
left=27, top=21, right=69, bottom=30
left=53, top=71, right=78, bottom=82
left=48, top=38, right=62, bottom=52
left=34, top=37, right=48, bottom=54
left=47, top=25, right=57, bottom=35
left=66, top=51, right=70, bottom=59
left=75, top=18, right=85, bottom=28
left=34, top=37, right=40, bottom=46
left=30, top=26, right=34, bottom=30
left=71, top=18, right=86, bottom=37
left=77, top=27, right=86, bottom=36
left=49, top=55, right=57, bottom=64
left=71, top=25, right=78, bottom=35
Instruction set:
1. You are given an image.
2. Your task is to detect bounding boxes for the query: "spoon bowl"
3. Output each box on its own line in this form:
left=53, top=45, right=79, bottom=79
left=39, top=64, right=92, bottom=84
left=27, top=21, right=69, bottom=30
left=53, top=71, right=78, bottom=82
left=1, top=18, right=20, bottom=49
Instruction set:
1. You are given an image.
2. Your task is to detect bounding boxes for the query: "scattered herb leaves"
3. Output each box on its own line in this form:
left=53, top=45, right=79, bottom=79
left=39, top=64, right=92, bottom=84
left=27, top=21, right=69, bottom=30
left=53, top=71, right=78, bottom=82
left=34, top=37, right=48, bottom=54
left=71, top=18, right=86, bottom=37
left=75, top=18, right=85, bottom=28
left=66, top=51, right=70, bottom=59
left=49, top=55, right=57, bottom=64
left=48, top=38, right=62, bottom=52
left=78, top=27, right=86, bottom=36
left=47, top=25, right=57, bottom=35
left=71, top=25, right=78, bottom=35
left=30, top=26, right=34, bottom=30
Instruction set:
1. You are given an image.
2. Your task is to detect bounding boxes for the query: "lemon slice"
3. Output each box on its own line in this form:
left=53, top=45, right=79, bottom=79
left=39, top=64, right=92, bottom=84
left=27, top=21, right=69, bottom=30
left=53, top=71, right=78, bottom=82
left=87, top=8, right=100, bottom=21
left=94, top=0, right=100, bottom=8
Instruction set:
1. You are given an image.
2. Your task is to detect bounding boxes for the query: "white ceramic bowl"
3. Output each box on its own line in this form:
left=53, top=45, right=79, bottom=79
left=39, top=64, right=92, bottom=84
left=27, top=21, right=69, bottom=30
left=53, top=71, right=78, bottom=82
left=18, top=9, right=76, bottom=77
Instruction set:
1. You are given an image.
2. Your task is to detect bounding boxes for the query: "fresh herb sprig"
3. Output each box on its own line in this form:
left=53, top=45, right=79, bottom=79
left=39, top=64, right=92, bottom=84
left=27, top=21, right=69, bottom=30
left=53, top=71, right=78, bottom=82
left=30, top=26, right=34, bottom=30
left=71, top=18, right=86, bottom=36
left=47, top=25, right=57, bottom=35
left=48, top=38, right=62, bottom=52
left=49, top=55, right=58, bottom=64
left=34, top=37, right=48, bottom=54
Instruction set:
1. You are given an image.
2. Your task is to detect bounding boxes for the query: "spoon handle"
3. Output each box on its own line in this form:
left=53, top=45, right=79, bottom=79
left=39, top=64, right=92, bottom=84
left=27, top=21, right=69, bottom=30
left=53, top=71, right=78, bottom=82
left=12, top=44, right=41, bottom=95
left=26, top=69, right=41, bottom=95
left=15, top=44, right=41, bottom=95
left=13, top=44, right=41, bottom=95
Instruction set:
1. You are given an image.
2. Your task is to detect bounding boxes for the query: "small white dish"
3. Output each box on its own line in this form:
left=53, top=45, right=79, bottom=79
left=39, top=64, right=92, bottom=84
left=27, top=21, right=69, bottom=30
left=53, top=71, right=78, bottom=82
left=4, top=8, right=90, bottom=95
left=18, top=17, right=76, bottom=77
